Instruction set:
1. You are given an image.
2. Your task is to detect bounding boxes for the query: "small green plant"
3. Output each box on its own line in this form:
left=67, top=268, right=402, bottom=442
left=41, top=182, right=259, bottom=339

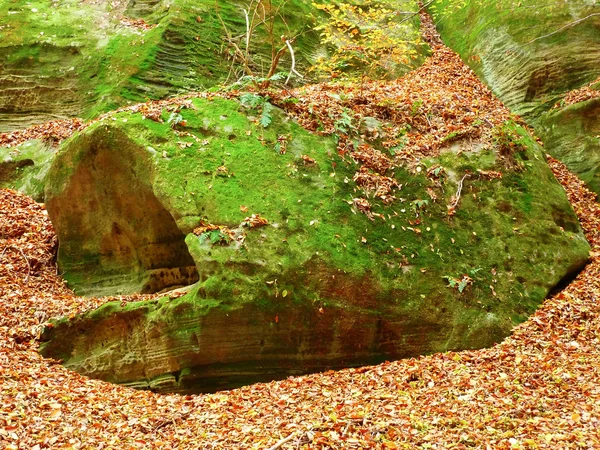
left=199, top=229, right=232, bottom=246
left=443, top=267, right=483, bottom=293
left=240, top=93, right=274, bottom=128
left=411, top=199, right=428, bottom=216
left=228, top=72, right=289, bottom=91
left=493, top=122, right=529, bottom=170
left=443, top=274, right=472, bottom=293
left=410, top=99, right=423, bottom=116
left=493, top=122, right=528, bottom=156
left=333, top=109, right=356, bottom=135
left=167, top=112, right=184, bottom=128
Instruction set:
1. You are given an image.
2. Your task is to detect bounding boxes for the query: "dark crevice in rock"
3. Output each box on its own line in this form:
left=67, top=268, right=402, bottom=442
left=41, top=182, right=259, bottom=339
left=547, top=257, right=590, bottom=298
left=0, top=159, right=35, bottom=182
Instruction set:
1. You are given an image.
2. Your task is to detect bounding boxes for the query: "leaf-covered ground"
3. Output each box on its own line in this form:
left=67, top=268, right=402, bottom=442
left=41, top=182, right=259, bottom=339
left=2, top=11, right=600, bottom=450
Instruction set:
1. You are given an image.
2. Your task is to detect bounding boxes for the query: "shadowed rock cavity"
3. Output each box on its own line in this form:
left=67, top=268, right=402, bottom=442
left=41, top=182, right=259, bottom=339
left=45, top=125, right=198, bottom=296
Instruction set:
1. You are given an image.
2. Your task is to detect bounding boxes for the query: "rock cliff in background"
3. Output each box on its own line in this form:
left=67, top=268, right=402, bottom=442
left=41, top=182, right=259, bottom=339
left=431, top=1, right=600, bottom=118
left=39, top=96, right=590, bottom=393
left=0, top=0, right=320, bottom=132
left=431, top=1, right=600, bottom=194
left=538, top=97, right=600, bottom=195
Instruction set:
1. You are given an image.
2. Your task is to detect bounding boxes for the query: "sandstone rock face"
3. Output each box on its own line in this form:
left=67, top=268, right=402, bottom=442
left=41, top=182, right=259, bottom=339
left=45, top=125, right=198, bottom=296
left=432, top=1, right=600, bottom=118
left=538, top=98, right=600, bottom=195
left=431, top=1, right=600, bottom=193
left=40, top=97, right=590, bottom=393
left=0, top=9, right=104, bottom=132
left=0, top=0, right=321, bottom=132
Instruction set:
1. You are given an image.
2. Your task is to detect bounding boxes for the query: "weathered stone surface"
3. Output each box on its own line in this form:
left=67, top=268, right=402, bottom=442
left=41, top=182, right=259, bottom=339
left=0, top=140, right=55, bottom=202
left=538, top=98, right=600, bottom=194
left=431, top=1, right=600, bottom=193
left=0, top=0, right=323, bottom=131
left=40, top=97, right=590, bottom=393
left=431, top=1, right=600, bottom=118
left=45, top=125, right=198, bottom=295
left=40, top=288, right=504, bottom=393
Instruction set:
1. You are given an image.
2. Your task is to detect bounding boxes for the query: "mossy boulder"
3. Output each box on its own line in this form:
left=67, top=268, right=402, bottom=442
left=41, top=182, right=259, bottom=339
left=430, top=1, right=600, bottom=118
left=39, top=96, right=590, bottom=392
left=430, top=1, right=600, bottom=194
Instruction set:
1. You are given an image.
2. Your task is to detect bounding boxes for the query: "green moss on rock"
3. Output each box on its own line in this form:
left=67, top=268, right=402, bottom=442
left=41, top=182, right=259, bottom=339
left=0, top=0, right=324, bottom=130
left=430, top=1, right=600, bottom=118
left=0, top=140, right=56, bottom=201
left=538, top=98, right=600, bottom=194
left=40, top=98, right=590, bottom=392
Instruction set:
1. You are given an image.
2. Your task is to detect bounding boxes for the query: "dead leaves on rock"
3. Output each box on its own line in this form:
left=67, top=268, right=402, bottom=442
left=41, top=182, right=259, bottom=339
left=555, top=75, right=600, bottom=108
left=268, top=11, right=512, bottom=217
left=0, top=119, right=84, bottom=148
left=1, top=8, right=600, bottom=450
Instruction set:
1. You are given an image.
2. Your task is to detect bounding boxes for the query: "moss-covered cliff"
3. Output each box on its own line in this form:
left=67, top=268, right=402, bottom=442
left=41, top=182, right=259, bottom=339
left=0, top=0, right=321, bottom=131
left=431, top=0, right=600, bottom=118
left=430, top=1, right=600, bottom=195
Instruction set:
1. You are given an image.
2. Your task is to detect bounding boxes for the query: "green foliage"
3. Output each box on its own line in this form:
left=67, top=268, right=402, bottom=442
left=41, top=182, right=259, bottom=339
left=228, top=72, right=289, bottom=91
left=311, top=0, right=425, bottom=81
left=199, top=230, right=232, bottom=245
left=443, top=267, right=483, bottom=293
left=260, top=103, right=274, bottom=128
left=167, top=112, right=184, bottom=128
left=492, top=121, right=528, bottom=159
left=411, top=198, right=429, bottom=216
left=333, top=109, right=356, bottom=135
left=240, top=93, right=274, bottom=128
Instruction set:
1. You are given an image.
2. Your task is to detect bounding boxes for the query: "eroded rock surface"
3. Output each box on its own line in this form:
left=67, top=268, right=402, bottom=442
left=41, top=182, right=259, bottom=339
left=39, top=97, right=590, bottom=393
left=431, top=1, right=600, bottom=193
left=45, top=125, right=198, bottom=295
left=0, top=140, right=55, bottom=201
left=538, top=98, right=600, bottom=195
left=432, top=1, right=600, bottom=118
left=0, top=0, right=319, bottom=131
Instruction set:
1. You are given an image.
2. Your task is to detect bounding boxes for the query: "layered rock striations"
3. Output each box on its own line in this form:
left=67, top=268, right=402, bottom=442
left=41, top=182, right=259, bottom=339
left=431, top=1, right=600, bottom=194
left=39, top=97, right=590, bottom=393
left=0, top=0, right=320, bottom=132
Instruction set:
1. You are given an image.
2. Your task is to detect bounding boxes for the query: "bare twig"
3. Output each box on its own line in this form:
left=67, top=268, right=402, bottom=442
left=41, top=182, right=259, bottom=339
left=525, top=13, right=600, bottom=44
left=399, top=0, right=436, bottom=26
left=215, top=6, right=254, bottom=78
left=1, top=244, right=31, bottom=282
left=267, top=432, right=296, bottom=450
left=243, top=8, right=251, bottom=54
left=285, top=39, right=303, bottom=84
left=450, top=173, right=469, bottom=210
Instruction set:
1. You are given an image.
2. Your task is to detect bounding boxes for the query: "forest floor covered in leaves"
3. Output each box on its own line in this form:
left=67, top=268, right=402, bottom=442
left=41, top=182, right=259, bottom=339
left=2, top=12, right=600, bottom=450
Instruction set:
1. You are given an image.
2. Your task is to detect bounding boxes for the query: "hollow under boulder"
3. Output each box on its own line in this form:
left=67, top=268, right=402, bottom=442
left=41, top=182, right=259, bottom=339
left=45, top=124, right=198, bottom=296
